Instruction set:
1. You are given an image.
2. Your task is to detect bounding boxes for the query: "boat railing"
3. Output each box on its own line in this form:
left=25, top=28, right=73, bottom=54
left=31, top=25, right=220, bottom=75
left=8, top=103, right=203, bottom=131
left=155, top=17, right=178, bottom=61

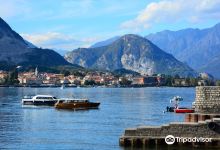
left=57, top=98, right=89, bottom=103
left=23, top=95, right=34, bottom=99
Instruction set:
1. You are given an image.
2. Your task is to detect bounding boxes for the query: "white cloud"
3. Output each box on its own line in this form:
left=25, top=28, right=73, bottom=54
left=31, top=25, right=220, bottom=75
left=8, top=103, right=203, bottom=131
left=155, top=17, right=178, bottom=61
left=21, top=32, right=101, bottom=51
left=121, top=0, right=220, bottom=31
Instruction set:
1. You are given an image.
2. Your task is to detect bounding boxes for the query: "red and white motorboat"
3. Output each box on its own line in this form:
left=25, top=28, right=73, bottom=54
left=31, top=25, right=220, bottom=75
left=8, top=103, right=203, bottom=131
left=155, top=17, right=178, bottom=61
left=166, top=96, right=194, bottom=113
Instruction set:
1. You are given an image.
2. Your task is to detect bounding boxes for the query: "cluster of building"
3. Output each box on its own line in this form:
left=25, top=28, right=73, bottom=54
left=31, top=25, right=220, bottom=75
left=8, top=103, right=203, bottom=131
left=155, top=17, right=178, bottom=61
left=173, top=73, right=214, bottom=87
left=0, top=68, right=166, bottom=86
left=16, top=69, right=164, bottom=86
left=0, top=68, right=217, bottom=87
left=15, top=68, right=117, bottom=86
left=17, top=68, right=77, bottom=86
left=132, top=75, right=165, bottom=86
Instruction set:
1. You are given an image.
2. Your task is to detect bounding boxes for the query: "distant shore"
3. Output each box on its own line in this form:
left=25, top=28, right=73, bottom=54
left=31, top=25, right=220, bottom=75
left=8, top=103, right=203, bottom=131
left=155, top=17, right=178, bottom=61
left=0, top=84, right=196, bottom=88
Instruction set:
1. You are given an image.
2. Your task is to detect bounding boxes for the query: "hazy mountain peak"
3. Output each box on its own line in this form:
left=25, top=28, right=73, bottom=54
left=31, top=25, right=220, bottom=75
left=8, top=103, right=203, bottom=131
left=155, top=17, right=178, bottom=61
left=214, top=22, right=220, bottom=28
left=121, top=34, right=142, bottom=39
left=90, top=34, right=148, bottom=49
left=120, top=34, right=149, bottom=43
left=65, top=34, right=196, bottom=76
left=0, top=17, right=72, bottom=69
left=90, top=36, right=120, bottom=48
left=146, top=22, right=220, bottom=78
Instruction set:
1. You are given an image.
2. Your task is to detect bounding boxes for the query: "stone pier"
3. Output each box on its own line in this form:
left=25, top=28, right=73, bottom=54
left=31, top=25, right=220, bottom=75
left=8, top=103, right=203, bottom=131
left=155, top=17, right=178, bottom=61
left=119, top=86, right=220, bottom=148
left=194, top=86, right=220, bottom=113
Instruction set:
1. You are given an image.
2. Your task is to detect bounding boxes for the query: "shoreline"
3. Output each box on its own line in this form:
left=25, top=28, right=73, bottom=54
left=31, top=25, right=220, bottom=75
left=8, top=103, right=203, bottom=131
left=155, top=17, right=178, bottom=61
left=0, top=84, right=196, bottom=88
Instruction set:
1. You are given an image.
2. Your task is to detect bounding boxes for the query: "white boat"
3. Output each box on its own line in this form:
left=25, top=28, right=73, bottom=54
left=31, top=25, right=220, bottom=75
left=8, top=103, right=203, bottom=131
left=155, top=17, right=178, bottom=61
left=166, top=96, right=194, bottom=113
left=22, top=95, right=58, bottom=106
left=166, top=96, right=183, bottom=112
left=60, top=84, right=65, bottom=89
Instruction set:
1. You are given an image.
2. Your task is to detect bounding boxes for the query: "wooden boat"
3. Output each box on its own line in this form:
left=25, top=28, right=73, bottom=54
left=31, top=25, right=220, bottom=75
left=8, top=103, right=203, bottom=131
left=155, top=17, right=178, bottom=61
left=174, top=108, right=194, bottom=113
left=55, top=99, right=100, bottom=109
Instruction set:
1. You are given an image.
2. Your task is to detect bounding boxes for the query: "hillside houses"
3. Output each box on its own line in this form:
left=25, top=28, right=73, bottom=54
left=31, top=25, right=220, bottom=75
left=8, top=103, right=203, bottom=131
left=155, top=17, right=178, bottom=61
left=132, top=75, right=165, bottom=86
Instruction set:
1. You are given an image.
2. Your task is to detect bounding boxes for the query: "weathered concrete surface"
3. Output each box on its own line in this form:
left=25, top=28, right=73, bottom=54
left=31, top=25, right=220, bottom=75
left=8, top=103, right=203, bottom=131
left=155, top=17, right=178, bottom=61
left=120, top=86, right=220, bottom=148
left=120, top=118, right=220, bottom=147
left=194, top=86, right=220, bottom=113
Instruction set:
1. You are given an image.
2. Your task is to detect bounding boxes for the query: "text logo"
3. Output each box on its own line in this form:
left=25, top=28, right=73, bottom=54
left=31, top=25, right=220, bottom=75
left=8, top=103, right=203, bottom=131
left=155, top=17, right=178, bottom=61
left=165, top=135, right=175, bottom=145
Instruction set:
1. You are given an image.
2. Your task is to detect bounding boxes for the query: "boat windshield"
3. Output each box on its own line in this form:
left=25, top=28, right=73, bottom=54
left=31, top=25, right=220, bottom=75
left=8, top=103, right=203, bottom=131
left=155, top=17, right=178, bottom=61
left=63, top=99, right=88, bottom=103
left=170, top=96, right=183, bottom=108
left=23, top=95, right=34, bottom=99
left=53, top=97, right=57, bottom=99
left=36, top=97, right=53, bottom=99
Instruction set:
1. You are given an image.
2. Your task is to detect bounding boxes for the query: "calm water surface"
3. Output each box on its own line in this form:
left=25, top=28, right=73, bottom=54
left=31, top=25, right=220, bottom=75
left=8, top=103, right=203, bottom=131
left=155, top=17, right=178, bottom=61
left=0, top=87, right=195, bottom=150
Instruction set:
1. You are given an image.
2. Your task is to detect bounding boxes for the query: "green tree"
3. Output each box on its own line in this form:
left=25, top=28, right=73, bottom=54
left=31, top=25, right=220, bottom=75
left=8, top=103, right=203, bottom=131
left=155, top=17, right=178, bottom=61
left=165, top=75, right=174, bottom=86
left=73, top=71, right=85, bottom=77
left=5, top=69, right=19, bottom=85
left=119, top=77, right=132, bottom=86
left=61, top=70, right=70, bottom=77
left=189, top=78, right=197, bottom=86
left=185, top=77, right=191, bottom=86
left=216, top=80, right=220, bottom=86
left=174, top=74, right=180, bottom=79
left=84, top=80, right=96, bottom=86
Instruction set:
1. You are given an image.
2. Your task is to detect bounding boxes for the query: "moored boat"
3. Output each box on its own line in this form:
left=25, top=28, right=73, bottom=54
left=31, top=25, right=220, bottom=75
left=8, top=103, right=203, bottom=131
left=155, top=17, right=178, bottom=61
left=166, top=96, right=183, bottom=112
left=55, top=99, right=100, bottom=109
left=166, top=96, right=194, bottom=113
left=174, top=108, right=194, bottom=113
left=22, top=95, right=58, bottom=106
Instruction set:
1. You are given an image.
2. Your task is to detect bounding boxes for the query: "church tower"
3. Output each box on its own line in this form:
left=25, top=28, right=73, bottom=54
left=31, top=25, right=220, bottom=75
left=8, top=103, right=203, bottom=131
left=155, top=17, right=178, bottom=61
left=35, top=67, right=38, bottom=77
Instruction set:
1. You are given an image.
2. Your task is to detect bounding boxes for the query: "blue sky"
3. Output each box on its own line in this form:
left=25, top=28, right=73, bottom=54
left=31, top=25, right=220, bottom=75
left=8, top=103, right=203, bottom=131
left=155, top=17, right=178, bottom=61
left=1, top=0, right=220, bottom=52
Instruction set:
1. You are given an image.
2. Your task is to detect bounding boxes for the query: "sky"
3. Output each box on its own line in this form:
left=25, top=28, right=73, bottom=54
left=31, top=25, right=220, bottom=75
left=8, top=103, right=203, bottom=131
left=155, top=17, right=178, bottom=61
left=1, top=0, right=220, bottom=52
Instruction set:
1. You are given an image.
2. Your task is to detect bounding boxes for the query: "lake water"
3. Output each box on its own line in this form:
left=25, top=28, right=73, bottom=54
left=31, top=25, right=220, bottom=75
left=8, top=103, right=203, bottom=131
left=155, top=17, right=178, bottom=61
left=0, top=87, right=195, bottom=150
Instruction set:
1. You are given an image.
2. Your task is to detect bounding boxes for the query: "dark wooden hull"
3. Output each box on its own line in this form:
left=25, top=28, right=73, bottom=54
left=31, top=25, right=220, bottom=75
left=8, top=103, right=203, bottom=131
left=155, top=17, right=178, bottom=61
left=55, top=102, right=100, bottom=109
left=22, top=100, right=57, bottom=106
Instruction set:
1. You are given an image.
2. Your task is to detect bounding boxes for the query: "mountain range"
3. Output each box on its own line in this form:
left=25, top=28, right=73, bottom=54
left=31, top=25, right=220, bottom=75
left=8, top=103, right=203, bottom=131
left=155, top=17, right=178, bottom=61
left=0, top=17, right=75, bottom=70
left=65, top=34, right=195, bottom=76
left=146, top=23, right=220, bottom=78
left=1, top=16, right=219, bottom=78
left=89, top=23, right=220, bottom=78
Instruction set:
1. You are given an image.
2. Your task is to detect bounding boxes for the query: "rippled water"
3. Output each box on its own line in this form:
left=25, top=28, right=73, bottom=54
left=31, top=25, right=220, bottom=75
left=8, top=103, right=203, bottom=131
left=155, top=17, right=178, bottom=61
left=0, top=87, right=195, bottom=150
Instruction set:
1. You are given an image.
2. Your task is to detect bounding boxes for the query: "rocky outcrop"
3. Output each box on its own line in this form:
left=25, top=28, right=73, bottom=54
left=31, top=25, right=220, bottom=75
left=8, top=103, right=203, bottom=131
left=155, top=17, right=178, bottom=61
left=65, top=34, right=196, bottom=76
